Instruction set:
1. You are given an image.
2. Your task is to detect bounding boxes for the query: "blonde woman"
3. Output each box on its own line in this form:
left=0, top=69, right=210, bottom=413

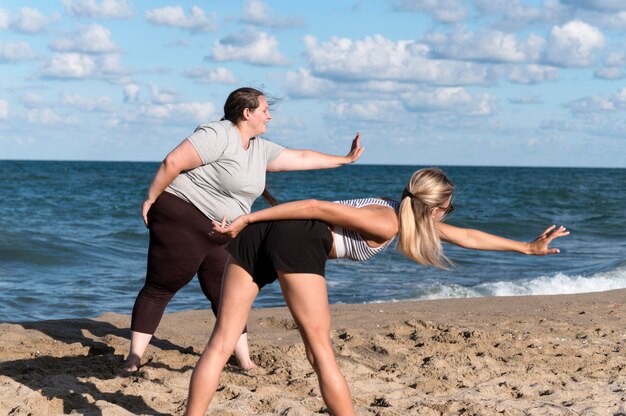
left=184, top=167, right=569, bottom=416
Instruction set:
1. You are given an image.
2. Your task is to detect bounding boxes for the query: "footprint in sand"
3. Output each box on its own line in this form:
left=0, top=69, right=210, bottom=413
left=256, top=316, right=298, bottom=330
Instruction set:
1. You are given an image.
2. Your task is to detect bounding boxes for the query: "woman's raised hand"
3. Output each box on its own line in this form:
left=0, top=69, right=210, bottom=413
left=345, top=132, right=364, bottom=163
left=527, top=225, right=570, bottom=255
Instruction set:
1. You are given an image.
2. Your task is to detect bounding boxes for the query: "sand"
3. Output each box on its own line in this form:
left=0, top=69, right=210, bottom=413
left=1, top=289, right=625, bottom=415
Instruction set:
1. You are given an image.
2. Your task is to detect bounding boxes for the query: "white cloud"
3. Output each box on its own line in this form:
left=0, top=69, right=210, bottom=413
left=63, top=0, right=133, bottom=19
left=210, top=30, right=290, bottom=66
left=241, top=0, right=305, bottom=29
left=0, top=41, right=36, bottom=63
left=145, top=6, right=216, bottom=33
left=61, top=93, right=114, bottom=112
left=561, top=0, right=626, bottom=11
left=41, top=53, right=96, bottom=78
left=183, top=67, right=237, bottom=84
left=20, top=93, right=46, bottom=108
left=177, top=103, right=217, bottom=123
left=137, top=102, right=216, bottom=123
left=149, top=84, right=177, bottom=104
left=328, top=100, right=405, bottom=122
left=40, top=52, right=128, bottom=82
left=389, top=0, right=467, bottom=23
left=425, top=28, right=545, bottom=63
left=594, top=67, right=624, bottom=79
left=474, top=0, right=565, bottom=28
left=565, top=88, right=626, bottom=114
left=11, top=7, right=57, bottom=34
left=507, top=64, right=559, bottom=84
left=0, top=9, right=9, bottom=30
left=566, top=96, right=615, bottom=113
left=603, top=51, right=626, bottom=67
left=286, top=73, right=495, bottom=117
left=545, top=20, right=605, bottom=67
left=0, top=100, right=8, bottom=118
left=282, top=68, right=476, bottom=101
left=124, top=84, right=140, bottom=103
left=26, top=108, right=79, bottom=125
left=283, top=69, right=336, bottom=98
left=598, top=11, right=626, bottom=29
left=402, top=87, right=496, bottom=115
left=49, top=24, right=118, bottom=54
left=508, top=95, right=543, bottom=105
left=97, top=53, right=125, bottom=75
left=303, top=34, right=491, bottom=85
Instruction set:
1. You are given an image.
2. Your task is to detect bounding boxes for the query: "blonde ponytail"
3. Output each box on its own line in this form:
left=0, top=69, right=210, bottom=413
left=396, top=168, right=454, bottom=268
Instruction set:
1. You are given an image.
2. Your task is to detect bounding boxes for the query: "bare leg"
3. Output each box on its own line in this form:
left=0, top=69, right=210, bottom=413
left=185, top=258, right=259, bottom=416
left=197, top=243, right=257, bottom=370
left=234, top=333, right=257, bottom=370
left=123, top=330, right=153, bottom=371
left=277, top=271, right=355, bottom=416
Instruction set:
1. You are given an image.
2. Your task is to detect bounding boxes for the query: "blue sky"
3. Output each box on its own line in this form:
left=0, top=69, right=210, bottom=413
left=1, top=0, right=625, bottom=167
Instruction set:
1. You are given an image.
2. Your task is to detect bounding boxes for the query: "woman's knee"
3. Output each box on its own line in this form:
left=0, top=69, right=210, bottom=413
left=205, top=330, right=238, bottom=360
left=302, top=338, right=337, bottom=372
left=138, top=284, right=176, bottom=302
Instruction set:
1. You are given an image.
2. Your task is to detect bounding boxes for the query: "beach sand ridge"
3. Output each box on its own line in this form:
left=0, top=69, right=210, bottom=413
left=1, top=290, right=625, bottom=415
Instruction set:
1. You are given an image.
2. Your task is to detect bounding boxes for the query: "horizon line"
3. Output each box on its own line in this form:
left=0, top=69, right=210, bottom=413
left=0, top=159, right=624, bottom=170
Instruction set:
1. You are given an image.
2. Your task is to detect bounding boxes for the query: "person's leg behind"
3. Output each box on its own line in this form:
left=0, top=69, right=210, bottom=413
left=197, top=237, right=256, bottom=370
left=185, top=257, right=260, bottom=416
left=126, top=273, right=198, bottom=371
left=278, top=271, right=355, bottom=416
left=125, top=193, right=215, bottom=371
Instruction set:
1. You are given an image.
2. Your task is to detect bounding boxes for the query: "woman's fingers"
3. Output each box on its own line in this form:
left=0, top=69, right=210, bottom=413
left=541, top=224, right=557, bottom=237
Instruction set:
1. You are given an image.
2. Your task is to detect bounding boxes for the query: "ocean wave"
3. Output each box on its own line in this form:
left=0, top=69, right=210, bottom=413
left=411, top=266, right=626, bottom=300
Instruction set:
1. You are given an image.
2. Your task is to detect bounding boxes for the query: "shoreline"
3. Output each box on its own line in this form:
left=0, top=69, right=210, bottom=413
left=1, top=289, right=625, bottom=415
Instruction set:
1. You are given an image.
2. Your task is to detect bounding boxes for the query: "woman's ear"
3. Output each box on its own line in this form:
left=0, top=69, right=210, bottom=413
left=242, top=108, right=250, bottom=120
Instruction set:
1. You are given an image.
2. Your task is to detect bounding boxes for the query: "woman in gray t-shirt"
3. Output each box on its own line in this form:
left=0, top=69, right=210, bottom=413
left=124, top=87, right=364, bottom=371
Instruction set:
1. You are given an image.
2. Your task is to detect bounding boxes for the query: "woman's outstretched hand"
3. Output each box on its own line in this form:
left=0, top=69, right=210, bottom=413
left=212, top=215, right=249, bottom=238
left=527, top=225, right=570, bottom=255
left=345, top=132, right=364, bottom=163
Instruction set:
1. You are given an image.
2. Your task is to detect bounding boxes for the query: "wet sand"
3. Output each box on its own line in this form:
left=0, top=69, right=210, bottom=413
left=1, top=289, right=625, bottom=415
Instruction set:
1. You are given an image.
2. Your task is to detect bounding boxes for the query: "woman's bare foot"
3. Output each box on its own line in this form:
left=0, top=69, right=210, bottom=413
left=235, top=356, right=258, bottom=371
left=233, top=332, right=257, bottom=370
left=123, top=354, right=141, bottom=371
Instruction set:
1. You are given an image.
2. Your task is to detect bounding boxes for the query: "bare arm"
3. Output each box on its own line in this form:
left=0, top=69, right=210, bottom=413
left=142, top=139, right=202, bottom=226
left=214, top=199, right=397, bottom=243
left=267, top=133, right=363, bottom=172
left=436, top=222, right=569, bottom=255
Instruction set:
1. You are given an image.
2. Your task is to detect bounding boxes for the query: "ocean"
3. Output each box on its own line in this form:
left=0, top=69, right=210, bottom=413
left=1, top=161, right=625, bottom=322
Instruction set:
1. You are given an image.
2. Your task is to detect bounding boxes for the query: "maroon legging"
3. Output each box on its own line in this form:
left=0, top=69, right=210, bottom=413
left=131, top=192, right=231, bottom=334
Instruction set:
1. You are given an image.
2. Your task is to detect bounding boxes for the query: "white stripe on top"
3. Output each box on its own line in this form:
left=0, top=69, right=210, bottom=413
left=331, top=197, right=400, bottom=262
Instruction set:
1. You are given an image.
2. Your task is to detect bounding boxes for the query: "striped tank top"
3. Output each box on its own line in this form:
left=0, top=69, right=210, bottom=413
left=331, top=197, right=400, bottom=262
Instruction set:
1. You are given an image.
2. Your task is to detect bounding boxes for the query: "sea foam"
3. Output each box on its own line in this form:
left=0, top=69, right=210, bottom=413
left=414, top=266, right=626, bottom=300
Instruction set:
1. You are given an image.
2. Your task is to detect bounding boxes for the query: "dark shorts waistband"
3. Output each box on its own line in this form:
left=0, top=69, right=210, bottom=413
left=226, top=219, right=332, bottom=288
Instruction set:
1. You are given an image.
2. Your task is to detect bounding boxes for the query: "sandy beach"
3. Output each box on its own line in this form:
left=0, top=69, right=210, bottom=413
left=1, top=289, right=625, bottom=415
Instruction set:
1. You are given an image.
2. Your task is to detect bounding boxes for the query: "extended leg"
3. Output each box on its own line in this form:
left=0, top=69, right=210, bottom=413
left=185, top=257, right=260, bottom=416
left=197, top=241, right=257, bottom=369
left=123, top=330, right=152, bottom=371
left=277, top=271, right=355, bottom=416
left=125, top=193, right=214, bottom=371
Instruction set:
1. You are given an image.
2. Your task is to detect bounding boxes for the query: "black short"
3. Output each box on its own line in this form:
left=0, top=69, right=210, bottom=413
left=225, top=219, right=333, bottom=288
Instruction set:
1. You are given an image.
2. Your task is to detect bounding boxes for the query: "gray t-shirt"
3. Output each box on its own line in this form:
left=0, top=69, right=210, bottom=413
left=166, top=120, right=285, bottom=222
